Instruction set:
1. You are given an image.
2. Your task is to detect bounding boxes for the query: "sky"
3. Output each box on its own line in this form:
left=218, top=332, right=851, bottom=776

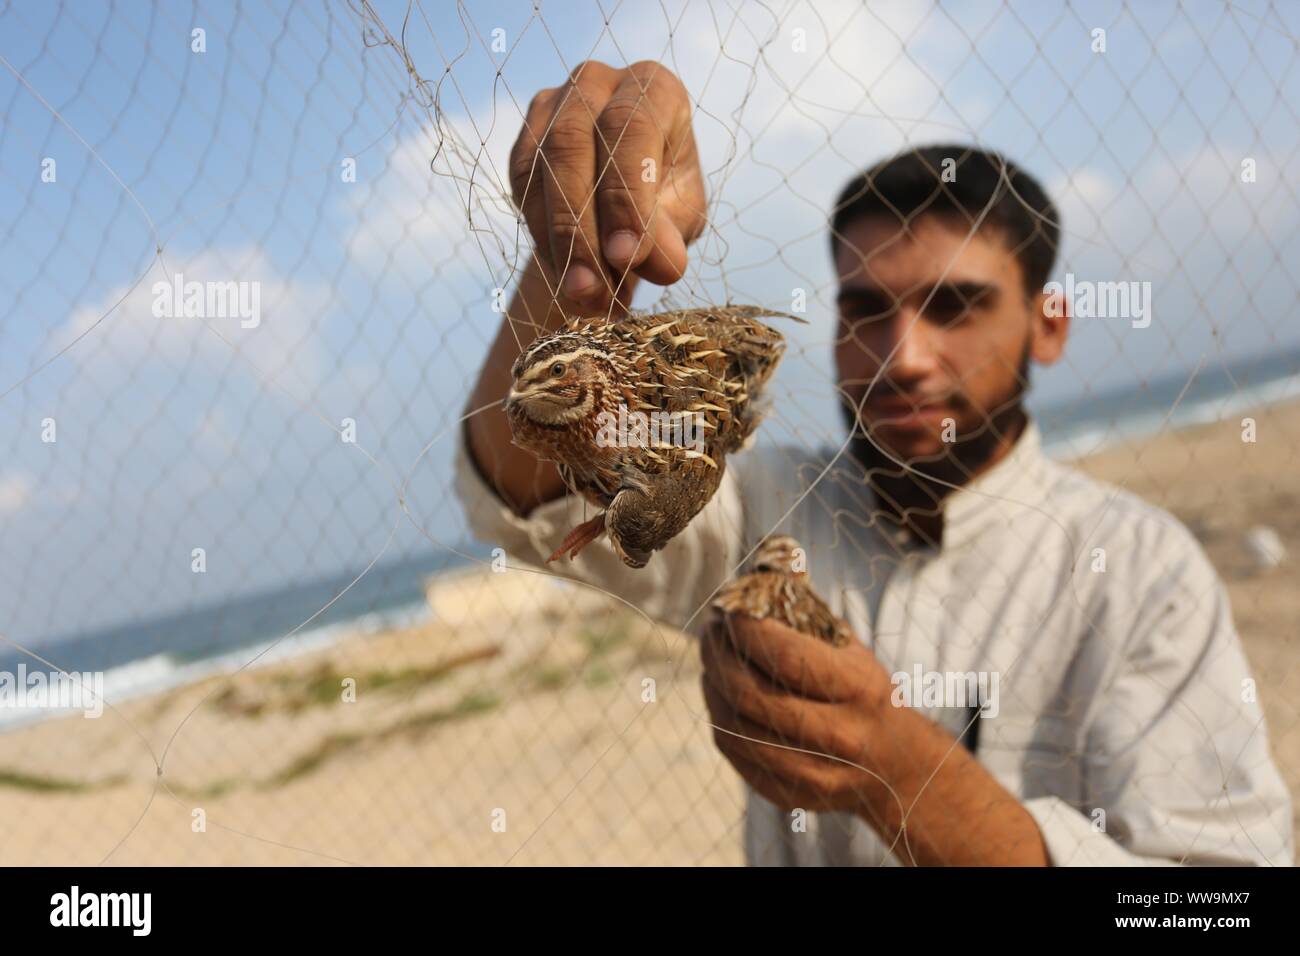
left=0, top=0, right=1296, bottom=640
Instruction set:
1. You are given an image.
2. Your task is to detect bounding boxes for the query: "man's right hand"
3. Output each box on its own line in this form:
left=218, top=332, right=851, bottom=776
left=467, top=61, right=704, bottom=515
left=508, top=60, right=706, bottom=313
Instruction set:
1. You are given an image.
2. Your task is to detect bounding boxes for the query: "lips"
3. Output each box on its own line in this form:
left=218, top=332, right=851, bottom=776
left=868, top=394, right=947, bottom=414
left=864, top=394, right=953, bottom=428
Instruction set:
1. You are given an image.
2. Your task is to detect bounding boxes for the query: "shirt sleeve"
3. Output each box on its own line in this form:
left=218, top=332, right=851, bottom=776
left=451, top=420, right=751, bottom=631
left=1027, top=524, right=1294, bottom=867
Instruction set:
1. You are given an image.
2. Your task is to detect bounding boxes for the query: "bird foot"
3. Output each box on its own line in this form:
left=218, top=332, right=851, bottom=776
left=547, top=513, right=606, bottom=563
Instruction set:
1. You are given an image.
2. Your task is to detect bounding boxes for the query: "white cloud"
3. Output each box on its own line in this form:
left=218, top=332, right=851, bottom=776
left=1049, top=168, right=1121, bottom=232
left=1046, top=143, right=1298, bottom=279
left=343, top=118, right=522, bottom=289
left=57, top=247, right=334, bottom=391
left=1139, top=145, right=1292, bottom=239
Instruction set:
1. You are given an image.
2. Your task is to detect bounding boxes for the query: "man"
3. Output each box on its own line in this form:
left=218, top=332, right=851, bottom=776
left=455, top=60, right=1293, bottom=865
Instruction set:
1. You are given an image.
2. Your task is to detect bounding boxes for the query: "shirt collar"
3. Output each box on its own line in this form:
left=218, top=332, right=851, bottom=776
left=938, top=418, right=1047, bottom=549
left=873, top=416, right=1045, bottom=554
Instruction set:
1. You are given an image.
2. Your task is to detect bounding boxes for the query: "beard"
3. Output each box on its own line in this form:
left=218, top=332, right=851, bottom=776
left=838, top=344, right=1031, bottom=514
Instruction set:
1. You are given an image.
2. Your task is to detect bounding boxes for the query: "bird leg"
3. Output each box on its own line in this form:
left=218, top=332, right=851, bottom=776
left=547, top=512, right=607, bottom=563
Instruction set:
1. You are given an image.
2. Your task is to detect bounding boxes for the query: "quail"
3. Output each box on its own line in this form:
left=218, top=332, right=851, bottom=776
left=712, top=535, right=854, bottom=647
left=505, top=305, right=797, bottom=568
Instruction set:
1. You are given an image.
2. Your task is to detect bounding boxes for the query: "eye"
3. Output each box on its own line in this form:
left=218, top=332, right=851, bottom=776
left=550, top=362, right=566, bottom=378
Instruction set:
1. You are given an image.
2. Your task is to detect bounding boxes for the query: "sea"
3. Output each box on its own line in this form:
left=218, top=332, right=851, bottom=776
left=2, top=345, right=1298, bottom=729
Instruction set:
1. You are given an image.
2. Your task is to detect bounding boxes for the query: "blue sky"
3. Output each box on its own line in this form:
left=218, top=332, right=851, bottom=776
left=1, top=0, right=1296, bottom=639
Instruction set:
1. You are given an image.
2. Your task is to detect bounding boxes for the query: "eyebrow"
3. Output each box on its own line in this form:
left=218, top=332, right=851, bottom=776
left=940, top=281, right=999, bottom=306
left=836, top=281, right=999, bottom=309
left=835, top=286, right=890, bottom=312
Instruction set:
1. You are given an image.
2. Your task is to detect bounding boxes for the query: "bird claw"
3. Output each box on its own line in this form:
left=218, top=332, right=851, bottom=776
left=546, top=513, right=606, bottom=564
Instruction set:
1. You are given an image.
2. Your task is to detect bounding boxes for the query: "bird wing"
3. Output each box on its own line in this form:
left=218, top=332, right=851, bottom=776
left=713, top=571, right=852, bottom=647
left=788, top=584, right=853, bottom=647
left=606, top=306, right=791, bottom=455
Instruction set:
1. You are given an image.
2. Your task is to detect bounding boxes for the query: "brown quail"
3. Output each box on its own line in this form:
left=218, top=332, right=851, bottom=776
left=712, top=535, right=854, bottom=646
left=505, top=305, right=797, bottom=568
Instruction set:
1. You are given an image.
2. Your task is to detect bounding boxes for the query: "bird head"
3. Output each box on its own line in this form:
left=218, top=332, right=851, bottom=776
left=751, top=535, right=806, bottom=575
left=506, top=334, right=612, bottom=426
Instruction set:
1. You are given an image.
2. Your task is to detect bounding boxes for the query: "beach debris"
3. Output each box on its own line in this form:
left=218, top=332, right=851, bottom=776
left=1244, top=525, right=1286, bottom=571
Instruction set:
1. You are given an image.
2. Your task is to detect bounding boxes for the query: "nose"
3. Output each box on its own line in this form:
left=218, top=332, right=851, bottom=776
left=880, top=308, right=941, bottom=386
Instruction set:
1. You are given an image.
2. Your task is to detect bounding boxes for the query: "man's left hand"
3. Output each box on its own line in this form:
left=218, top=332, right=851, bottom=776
left=700, top=612, right=893, bottom=814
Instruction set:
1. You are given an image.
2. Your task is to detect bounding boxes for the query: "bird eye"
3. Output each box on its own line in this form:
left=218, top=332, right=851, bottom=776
left=550, top=362, right=566, bottom=377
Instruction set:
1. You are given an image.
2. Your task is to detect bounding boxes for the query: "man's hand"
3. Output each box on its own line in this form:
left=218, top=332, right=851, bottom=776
left=701, top=612, right=1049, bottom=866
left=465, top=60, right=704, bottom=515
left=701, top=612, right=892, bottom=814
left=508, top=60, right=706, bottom=313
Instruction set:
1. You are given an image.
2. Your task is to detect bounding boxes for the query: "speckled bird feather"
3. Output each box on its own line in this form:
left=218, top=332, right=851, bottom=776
left=712, top=535, right=853, bottom=647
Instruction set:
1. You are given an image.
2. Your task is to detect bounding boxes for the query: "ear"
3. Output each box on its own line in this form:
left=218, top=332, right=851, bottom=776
left=1029, top=285, right=1069, bottom=366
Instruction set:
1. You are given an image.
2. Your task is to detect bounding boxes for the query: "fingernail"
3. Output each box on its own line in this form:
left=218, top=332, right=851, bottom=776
left=604, top=230, right=640, bottom=262
left=563, top=263, right=598, bottom=297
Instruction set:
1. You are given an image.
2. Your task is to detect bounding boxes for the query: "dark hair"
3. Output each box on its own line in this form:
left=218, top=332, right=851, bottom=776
left=829, top=144, right=1060, bottom=297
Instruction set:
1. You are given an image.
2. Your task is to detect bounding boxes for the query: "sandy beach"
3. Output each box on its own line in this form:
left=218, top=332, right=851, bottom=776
left=1, top=403, right=1296, bottom=866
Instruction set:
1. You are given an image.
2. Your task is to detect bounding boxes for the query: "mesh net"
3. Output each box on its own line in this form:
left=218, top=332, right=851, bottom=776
left=0, top=0, right=1296, bottom=865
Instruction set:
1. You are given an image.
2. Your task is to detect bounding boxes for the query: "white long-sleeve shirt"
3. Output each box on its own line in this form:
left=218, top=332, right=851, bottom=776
left=453, top=418, right=1293, bottom=865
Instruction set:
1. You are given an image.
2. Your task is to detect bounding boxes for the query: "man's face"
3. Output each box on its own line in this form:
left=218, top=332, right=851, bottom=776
left=833, top=214, right=1061, bottom=469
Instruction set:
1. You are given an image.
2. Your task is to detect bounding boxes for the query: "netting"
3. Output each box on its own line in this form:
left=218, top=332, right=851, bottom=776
left=0, top=0, right=1296, bottom=865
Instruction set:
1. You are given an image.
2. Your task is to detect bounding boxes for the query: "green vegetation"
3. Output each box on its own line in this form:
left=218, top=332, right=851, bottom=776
left=212, top=645, right=501, bottom=717
left=0, top=768, right=124, bottom=793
